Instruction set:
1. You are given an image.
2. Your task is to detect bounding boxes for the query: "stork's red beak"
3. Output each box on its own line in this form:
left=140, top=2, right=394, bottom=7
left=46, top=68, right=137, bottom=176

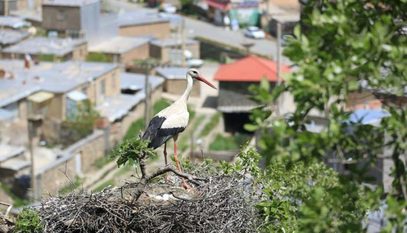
left=196, top=76, right=216, bottom=89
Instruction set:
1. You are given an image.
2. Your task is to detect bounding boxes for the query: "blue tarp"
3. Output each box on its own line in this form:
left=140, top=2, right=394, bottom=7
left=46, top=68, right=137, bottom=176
left=348, top=109, right=390, bottom=125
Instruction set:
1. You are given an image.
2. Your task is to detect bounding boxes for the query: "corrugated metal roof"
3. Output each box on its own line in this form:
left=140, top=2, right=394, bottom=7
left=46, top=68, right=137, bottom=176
left=217, top=89, right=259, bottom=113
left=120, top=72, right=164, bottom=91
left=3, top=37, right=86, bottom=56
left=0, top=29, right=29, bottom=46
left=89, top=36, right=150, bottom=54
left=96, top=93, right=145, bottom=122
left=214, top=55, right=290, bottom=82
left=155, top=67, right=188, bottom=80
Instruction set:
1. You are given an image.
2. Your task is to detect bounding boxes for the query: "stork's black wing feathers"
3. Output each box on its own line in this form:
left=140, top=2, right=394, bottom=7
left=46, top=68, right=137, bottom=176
left=142, top=116, right=185, bottom=149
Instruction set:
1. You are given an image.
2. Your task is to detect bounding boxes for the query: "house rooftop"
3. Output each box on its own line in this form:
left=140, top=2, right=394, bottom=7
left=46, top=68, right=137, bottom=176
left=217, top=89, right=259, bottom=113
left=0, top=16, right=31, bottom=29
left=89, top=36, right=150, bottom=54
left=97, top=94, right=145, bottom=122
left=214, top=55, right=290, bottom=82
left=120, top=72, right=164, bottom=91
left=118, top=11, right=169, bottom=27
left=2, top=37, right=86, bottom=56
left=155, top=67, right=188, bottom=80
left=0, top=29, right=30, bottom=46
left=42, top=0, right=100, bottom=7
left=0, top=144, right=25, bottom=162
left=150, top=38, right=198, bottom=47
left=0, top=60, right=117, bottom=107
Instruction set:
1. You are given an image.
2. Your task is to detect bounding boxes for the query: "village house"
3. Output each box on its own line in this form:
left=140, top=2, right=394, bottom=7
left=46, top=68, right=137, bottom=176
left=118, top=12, right=171, bottom=40
left=149, top=38, right=200, bottom=66
left=0, top=37, right=88, bottom=61
left=155, top=66, right=201, bottom=97
left=214, top=55, right=290, bottom=132
left=88, top=36, right=150, bottom=69
left=0, top=29, right=29, bottom=48
left=0, top=60, right=119, bottom=142
left=41, top=0, right=100, bottom=38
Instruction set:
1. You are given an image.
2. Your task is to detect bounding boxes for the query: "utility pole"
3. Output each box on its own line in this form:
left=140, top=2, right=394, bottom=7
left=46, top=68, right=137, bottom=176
left=4, top=0, right=8, bottom=16
left=181, top=18, right=186, bottom=67
left=138, top=58, right=160, bottom=124
left=27, top=116, right=41, bottom=201
left=275, top=21, right=282, bottom=117
left=143, top=68, right=151, bottom=123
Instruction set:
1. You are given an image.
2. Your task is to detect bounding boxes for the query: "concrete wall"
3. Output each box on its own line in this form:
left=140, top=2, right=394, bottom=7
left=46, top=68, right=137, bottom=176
left=42, top=5, right=81, bottom=31
left=72, top=43, right=88, bottom=60
left=165, top=79, right=200, bottom=97
left=119, top=22, right=170, bottom=40
left=0, top=100, right=29, bottom=146
left=121, top=43, right=149, bottom=68
left=89, top=67, right=121, bottom=105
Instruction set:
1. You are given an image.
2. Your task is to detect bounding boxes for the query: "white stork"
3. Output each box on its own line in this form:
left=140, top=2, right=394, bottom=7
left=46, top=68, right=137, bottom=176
left=142, top=68, right=216, bottom=172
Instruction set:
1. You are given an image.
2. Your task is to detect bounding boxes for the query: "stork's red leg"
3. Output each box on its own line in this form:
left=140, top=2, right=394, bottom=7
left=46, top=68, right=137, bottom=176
left=173, top=136, right=191, bottom=190
left=164, top=142, right=168, bottom=166
left=173, top=138, right=181, bottom=172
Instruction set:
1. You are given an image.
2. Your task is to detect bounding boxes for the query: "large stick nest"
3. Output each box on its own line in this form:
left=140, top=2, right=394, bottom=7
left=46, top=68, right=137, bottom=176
left=39, top=169, right=261, bottom=233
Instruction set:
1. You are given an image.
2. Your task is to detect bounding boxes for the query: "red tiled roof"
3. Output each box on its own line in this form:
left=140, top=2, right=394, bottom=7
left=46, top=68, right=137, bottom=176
left=214, top=55, right=291, bottom=82
left=206, top=0, right=230, bottom=10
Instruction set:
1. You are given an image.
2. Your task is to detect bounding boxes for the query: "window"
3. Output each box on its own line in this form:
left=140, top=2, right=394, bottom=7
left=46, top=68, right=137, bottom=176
left=99, top=79, right=106, bottom=96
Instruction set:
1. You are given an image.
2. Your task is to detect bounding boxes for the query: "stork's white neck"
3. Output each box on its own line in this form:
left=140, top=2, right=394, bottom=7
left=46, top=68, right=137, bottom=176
left=180, top=75, right=193, bottom=101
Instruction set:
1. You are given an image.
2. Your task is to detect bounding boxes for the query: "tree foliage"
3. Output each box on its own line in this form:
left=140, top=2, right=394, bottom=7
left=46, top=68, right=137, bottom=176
left=60, top=100, right=100, bottom=147
left=244, top=0, right=406, bottom=232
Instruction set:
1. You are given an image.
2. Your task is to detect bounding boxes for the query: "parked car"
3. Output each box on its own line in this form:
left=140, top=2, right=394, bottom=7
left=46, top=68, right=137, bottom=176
left=159, top=3, right=176, bottom=14
left=243, top=26, right=266, bottom=39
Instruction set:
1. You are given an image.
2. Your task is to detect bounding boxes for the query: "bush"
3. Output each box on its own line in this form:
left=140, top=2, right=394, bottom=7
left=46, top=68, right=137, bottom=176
left=14, top=208, right=43, bottom=233
left=86, top=53, right=112, bottom=62
left=60, top=100, right=99, bottom=147
left=209, top=133, right=250, bottom=151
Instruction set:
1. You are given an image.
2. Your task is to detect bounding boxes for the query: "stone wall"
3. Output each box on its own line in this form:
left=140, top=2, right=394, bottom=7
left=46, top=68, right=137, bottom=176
left=37, top=130, right=105, bottom=195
